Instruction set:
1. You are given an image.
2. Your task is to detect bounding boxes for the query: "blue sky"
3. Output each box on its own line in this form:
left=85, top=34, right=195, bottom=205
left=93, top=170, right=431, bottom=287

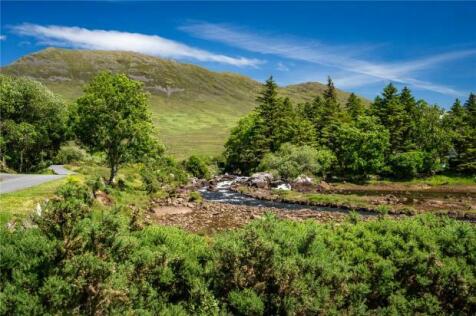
left=1, top=1, right=475, bottom=107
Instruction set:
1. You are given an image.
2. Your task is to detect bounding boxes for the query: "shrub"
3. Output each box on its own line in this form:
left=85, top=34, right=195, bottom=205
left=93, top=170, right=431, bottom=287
left=141, top=156, right=188, bottom=194
left=1, top=185, right=475, bottom=315
left=390, top=150, right=425, bottom=178
left=188, top=191, right=203, bottom=203
left=375, top=204, right=391, bottom=215
left=184, top=155, right=211, bottom=179
left=55, top=143, right=87, bottom=164
left=228, top=289, right=264, bottom=316
left=258, top=143, right=336, bottom=181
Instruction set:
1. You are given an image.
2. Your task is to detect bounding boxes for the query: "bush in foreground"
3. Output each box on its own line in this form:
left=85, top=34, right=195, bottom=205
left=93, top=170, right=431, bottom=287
left=1, top=183, right=475, bottom=314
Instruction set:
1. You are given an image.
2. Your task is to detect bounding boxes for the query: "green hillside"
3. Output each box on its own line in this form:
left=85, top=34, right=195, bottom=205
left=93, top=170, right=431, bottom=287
left=1, top=48, right=360, bottom=158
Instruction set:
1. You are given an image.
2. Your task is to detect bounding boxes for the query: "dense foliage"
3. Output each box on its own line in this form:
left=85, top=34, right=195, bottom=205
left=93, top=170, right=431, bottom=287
left=1, top=182, right=475, bottom=315
left=141, top=155, right=188, bottom=194
left=258, top=143, right=335, bottom=181
left=444, top=94, right=476, bottom=173
left=72, top=72, right=158, bottom=183
left=225, top=76, right=475, bottom=179
left=0, top=75, right=68, bottom=172
left=183, top=155, right=212, bottom=180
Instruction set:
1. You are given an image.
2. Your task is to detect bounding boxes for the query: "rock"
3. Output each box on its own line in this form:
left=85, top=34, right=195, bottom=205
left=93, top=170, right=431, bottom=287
left=316, top=180, right=331, bottom=192
left=276, top=183, right=291, bottom=191
left=292, top=175, right=315, bottom=192
left=249, top=172, right=274, bottom=189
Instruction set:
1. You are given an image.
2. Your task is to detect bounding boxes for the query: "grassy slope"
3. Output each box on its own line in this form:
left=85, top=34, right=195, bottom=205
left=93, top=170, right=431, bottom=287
left=2, top=48, right=360, bottom=158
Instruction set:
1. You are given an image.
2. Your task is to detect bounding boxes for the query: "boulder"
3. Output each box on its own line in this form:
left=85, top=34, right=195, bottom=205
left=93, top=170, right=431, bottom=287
left=275, top=183, right=291, bottom=191
left=292, top=175, right=315, bottom=192
left=249, top=172, right=274, bottom=189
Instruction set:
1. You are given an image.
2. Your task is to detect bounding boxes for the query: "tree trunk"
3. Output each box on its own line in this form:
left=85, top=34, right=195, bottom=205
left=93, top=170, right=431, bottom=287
left=108, top=164, right=117, bottom=184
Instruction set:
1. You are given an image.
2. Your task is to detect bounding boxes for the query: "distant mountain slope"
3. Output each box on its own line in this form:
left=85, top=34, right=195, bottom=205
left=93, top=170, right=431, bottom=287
left=2, top=48, right=362, bottom=157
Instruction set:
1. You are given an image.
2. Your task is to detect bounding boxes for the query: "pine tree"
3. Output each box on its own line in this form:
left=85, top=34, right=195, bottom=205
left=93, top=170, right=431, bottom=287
left=399, top=86, right=418, bottom=151
left=371, top=83, right=406, bottom=153
left=464, top=93, right=476, bottom=127
left=346, top=93, right=365, bottom=119
left=445, top=96, right=476, bottom=173
left=319, top=77, right=344, bottom=147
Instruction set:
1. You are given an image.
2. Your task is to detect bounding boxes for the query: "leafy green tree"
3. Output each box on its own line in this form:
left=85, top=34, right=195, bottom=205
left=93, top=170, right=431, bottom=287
left=73, top=72, right=157, bottom=183
left=184, top=155, right=211, bottom=179
left=0, top=75, right=67, bottom=172
left=258, top=143, right=336, bottom=181
left=332, top=116, right=390, bottom=177
left=389, top=151, right=425, bottom=179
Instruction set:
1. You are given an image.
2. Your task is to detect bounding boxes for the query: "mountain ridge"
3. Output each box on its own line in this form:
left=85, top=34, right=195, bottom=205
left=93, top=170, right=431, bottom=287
left=1, top=48, right=366, bottom=157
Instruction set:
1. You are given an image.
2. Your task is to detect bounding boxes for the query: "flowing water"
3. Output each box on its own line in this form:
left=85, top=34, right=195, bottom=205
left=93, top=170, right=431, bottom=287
left=198, top=179, right=373, bottom=216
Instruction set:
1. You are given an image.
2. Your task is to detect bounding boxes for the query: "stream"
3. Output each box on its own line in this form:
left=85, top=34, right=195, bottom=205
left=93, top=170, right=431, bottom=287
left=198, top=179, right=374, bottom=217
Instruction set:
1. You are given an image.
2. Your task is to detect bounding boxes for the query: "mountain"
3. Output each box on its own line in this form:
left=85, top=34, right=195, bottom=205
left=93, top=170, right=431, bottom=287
left=1, top=48, right=363, bottom=158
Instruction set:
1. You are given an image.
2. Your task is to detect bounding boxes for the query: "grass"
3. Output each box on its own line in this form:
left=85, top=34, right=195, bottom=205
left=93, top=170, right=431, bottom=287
left=0, top=177, right=68, bottom=225
left=366, top=174, right=476, bottom=186
left=273, top=189, right=372, bottom=210
left=2, top=47, right=360, bottom=158
left=0, top=162, right=153, bottom=225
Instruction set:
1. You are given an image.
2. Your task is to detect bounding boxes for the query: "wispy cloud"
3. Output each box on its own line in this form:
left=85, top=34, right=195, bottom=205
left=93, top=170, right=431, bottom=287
left=11, top=23, right=263, bottom=67
left=0, top=35, right=6, bottom=41
left=181, top=22, right=475, bottom=96
left=277, top=62, right=289, bottom=72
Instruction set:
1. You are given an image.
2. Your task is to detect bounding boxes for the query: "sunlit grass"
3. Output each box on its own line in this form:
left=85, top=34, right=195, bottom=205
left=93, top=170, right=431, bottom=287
left=0, top=178, right=68, bottom=225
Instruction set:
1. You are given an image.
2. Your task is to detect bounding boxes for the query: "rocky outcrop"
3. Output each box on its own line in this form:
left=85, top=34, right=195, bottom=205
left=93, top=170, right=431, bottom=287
left=292, top=175, right=315, bottom=192
left=249, top=172, right=274, bottom=189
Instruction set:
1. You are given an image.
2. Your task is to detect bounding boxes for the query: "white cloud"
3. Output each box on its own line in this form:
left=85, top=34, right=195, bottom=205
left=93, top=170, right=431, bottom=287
left=277, top=62, right=289, bottom=72
left=181, top=22, right=475, bottom=96
left=11, top=23, right=263, bottom=67
left=0, top=35, right=6, bottom=41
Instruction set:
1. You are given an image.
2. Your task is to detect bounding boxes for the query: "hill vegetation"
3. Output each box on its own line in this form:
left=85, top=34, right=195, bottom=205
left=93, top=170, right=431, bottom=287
left=1, top=48, right=359, bottom=158
left=1, top=180, right=475, bottom=315
left=224, top=76, right=476, bottom=179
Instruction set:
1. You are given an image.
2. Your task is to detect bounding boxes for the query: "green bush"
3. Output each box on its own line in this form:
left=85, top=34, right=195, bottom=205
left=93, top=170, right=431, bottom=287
left=188, top=191, right=203, bottom=203
left=141, top=156, right=188, bottom=194
left=258, top=143, right=336, bottom=181
left=1, top=183, right=475, bottom=314
left=184, top=155, right=212, bottom=179
left=55, top=143, right=87, bottom=164
left=390, top=151, right=425, bottom=178
left=228, top=289, right=264, bottom=315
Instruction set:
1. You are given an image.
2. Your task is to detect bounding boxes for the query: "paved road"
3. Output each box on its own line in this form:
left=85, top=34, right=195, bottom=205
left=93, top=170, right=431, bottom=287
left=0, top=165, right=75, bottom=194
left=48, top=165, right=76, bottom=175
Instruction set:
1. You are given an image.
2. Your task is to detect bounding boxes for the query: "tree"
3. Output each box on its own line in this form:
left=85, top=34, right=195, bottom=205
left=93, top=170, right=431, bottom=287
left=319, top=77, right=345, bottom=146
left=346, top=93, right=365, bottom=119
left=399, top=87, right=418, bottom=151
left=0, top=74, right=67, bottom=172
left=73, top=72, right=156, bottom=183
left=258, top=143, right=336, bottom=181
left=444, top=94, right=476, bottom=173
left=371, top=84, right=406, bottom=153
left=224, top=113, right=269, bottom=174
left=224, top=77, right=316, bottom=174
left=332, top=116, right=390, bottom=178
